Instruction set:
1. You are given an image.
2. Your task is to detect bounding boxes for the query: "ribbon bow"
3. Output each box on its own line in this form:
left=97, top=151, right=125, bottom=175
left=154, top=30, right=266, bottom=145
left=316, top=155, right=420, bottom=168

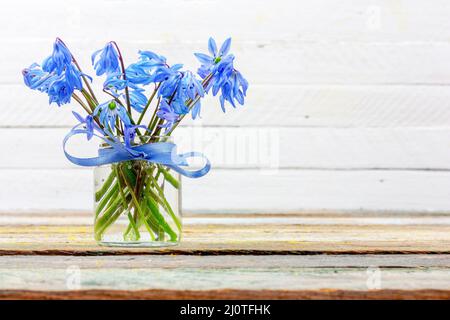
left=63, top=123, right=210, bottom=179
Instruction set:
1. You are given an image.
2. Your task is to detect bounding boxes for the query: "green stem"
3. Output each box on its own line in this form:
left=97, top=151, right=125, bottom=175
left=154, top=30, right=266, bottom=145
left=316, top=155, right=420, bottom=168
left=158, top=165, right=180, bottom=189
left=138, top=83, right=160, bottom=125
left=95, top=172, right=115, bottom=202
left=95, top=183, right=118, bottom=218
left=111, top=41, right=131, bottom=115
left=148, top=174, right=181, bottom=231
left=119, top=164, right=154, bottom=238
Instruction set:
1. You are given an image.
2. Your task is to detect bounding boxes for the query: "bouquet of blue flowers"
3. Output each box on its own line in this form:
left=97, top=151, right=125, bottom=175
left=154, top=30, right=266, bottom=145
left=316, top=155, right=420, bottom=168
left=22, top=37, right=248, bottom=246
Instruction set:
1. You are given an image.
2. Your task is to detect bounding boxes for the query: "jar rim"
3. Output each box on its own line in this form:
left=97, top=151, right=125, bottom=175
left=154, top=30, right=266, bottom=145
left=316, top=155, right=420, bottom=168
left=99, top=135, right=173, bottom=148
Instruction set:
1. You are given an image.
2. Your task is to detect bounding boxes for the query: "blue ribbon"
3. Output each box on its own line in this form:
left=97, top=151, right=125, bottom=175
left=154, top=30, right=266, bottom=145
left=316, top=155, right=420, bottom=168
left=63, top=125, right=211, bottom=179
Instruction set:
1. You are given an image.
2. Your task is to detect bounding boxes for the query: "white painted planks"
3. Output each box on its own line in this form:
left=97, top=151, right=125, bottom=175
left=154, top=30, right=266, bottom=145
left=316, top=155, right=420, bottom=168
left=3, top=84, right=450, bottom=128
left=1, top=127, right=450, bottom=169
left=1, top=0, right=450, bottom=214
left=1, top=169, right=449, bottom=213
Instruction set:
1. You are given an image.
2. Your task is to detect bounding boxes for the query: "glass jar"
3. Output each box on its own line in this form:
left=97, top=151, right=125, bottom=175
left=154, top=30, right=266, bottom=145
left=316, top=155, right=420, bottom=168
left=93, top=136, right=181, bottom=247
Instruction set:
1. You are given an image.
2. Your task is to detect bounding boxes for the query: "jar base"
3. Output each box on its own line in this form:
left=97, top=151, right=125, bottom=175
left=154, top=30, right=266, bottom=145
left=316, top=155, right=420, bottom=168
left=97, top=240, right=180, bottom=248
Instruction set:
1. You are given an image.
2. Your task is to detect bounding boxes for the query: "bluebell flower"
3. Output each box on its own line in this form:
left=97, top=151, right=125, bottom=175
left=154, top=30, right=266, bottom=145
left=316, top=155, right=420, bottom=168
left=72, top=111, right=97, bottom=140
left=209, top=54, right=235, bottom=95
left=64, top=64, right=83, bottom=91
left=125, top=51, right=167, bottom=86
left=42, top=38, right=72, bottom=75
left=170, top=98, right=189, bottom=115
left=92, top=42, right=120, bottom=76
left=93, top=100, right=131, bottom=130
left=156, top=100, right=179, bottom=132
left=157, top=64, right=183, bottom=98
left=194, top=37, right=232, bottom=78
left=125, top=61, right=153, bottom=85
left=128, top=88, right=147, bottom=112
left=47, top=74, right=74, bottom=106
left=22, top=63, right=56, bottom=92
left=123, top=124, right=147, bottom=148
left=173, top=71, right=204, bottom=118
left=46, top=64, right=85, bottom=106
left=180, top=71, right=204, bottom=100
left=103, top=72, right=128, bottom=92
left=139, top=50, right=166, bottom=67
left=218, top=70, right=249, bottom=112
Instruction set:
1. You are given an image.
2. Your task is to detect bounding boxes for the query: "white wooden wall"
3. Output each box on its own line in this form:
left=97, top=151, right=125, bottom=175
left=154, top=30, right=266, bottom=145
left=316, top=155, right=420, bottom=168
left=0, top=0, right=450, bottom=214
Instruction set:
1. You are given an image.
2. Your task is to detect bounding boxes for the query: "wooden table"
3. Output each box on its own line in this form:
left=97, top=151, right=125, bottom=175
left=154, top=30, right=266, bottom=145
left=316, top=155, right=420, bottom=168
left=0, top=212, right=449, bottom=299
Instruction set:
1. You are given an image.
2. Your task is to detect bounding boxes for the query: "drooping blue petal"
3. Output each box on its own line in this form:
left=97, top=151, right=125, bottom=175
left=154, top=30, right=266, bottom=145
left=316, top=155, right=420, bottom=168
left=138, top=50, right=167, bottom=66
left=47, top=74, right=74, bottom=106
left=92, top=42, right=120, bottom=76
left=128, top=88, right=148, bottom=112
left=191, top=100, right=202, bottom=119
left=42, top=38, right=73, bottom=75
left=156, top=99, right=179, bottom=132
left=104, top=73, right=127, bottom=91
left=22, top=63, right=55, bottom=92
left=65, top=64, right=83, bottom=90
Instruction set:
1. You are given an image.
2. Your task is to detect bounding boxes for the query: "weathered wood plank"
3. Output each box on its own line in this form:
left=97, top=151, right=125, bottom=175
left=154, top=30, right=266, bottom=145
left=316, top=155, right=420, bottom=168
left=3, top=254, right=450, bottom=268
left=0, top=255, right=448, bottom=298
left=1, top=169, right=450, bottom=213
left=1, top=215, right=449, bottom=254
left=1, top=289, right=449, bottom=300
left=3, top=127, right=450, bottom=170
left=3, top=214, right=450, bottom=226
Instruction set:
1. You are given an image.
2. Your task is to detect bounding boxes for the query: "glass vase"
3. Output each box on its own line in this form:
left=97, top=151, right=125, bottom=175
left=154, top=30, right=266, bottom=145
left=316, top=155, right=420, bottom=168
left=93, top=136, right=181, bottom=247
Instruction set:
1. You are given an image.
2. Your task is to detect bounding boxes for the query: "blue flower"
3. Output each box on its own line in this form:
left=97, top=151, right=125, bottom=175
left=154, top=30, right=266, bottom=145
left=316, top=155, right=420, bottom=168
left=128, top=88, right=147, bottom=112
left=72, top=111, right=97, bottom=140
left=156, top=100, right=179, bottom=132
left=125, top=51, right=167, bottom=86
left=139, top=50, right=166, bottom=67
left=180, top=71, right=204, bottom=100
left=194, top=37, right=248, bottom=112
left=47, top=64, right=85, bottom=106
left=23, top=39, right=86, bottom=107
left=93, top=100, right=131, bottom=130
left=173, top=71, right=204, bottom=118
left=194, top=37, right=232, bottom=78
left=42, top=38, right=72, bottom=75
left=103, top=72, right=128, bottom=92
left=123, top=124, right=147, bottom=148
left=156, top=64, right=183, bottom=98
left=22, top=63, right=56, bottom=92
left=64, top=64, right=83, bottom=91
left=92, top=42, right=120, bottom=76
left=47, top=74, right=75, bottom=106
left=218, top=70, right=249, bottom=112
left=125, top=61, right=153, bottom=85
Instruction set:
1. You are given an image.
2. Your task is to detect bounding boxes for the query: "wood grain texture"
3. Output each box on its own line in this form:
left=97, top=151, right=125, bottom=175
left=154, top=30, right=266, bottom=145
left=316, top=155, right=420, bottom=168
left=0, top=214, right=449, bottom=299
left=1, top=289, right=449, bottom=300
left=1, top=214, right=449, bottom=254
left=0, top=255, right=449, bottom=296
